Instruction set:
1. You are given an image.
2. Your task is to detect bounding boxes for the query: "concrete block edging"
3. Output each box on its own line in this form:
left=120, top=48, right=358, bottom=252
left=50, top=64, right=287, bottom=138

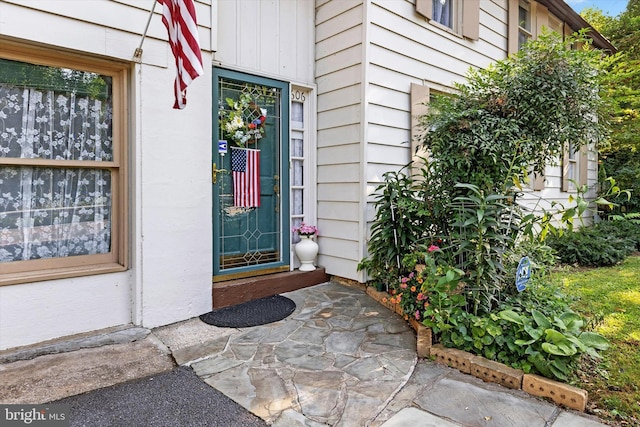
left=364, top=286, right=588, bottom=412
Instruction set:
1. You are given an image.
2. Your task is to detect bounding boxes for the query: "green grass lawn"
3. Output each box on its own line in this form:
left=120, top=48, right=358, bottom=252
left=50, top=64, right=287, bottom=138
left=551, top=255, right=640, bottom=425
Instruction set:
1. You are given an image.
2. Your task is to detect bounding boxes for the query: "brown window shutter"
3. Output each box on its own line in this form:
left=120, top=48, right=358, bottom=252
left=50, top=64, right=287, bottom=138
left=579, top=146, right=589, bottom=186
left=416, top=0, right=432, bottom=20
left=562, top=145, right=571, bottom=192
left=410, top=83, right=430, bottom=176
left=507, top=0, right=519, bottom=55
left=462, top=0, right=480, bottom=40
left=533, top=172, right=545, bottom=191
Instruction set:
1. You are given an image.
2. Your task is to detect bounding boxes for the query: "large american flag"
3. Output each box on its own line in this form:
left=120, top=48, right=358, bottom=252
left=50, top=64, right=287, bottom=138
left=157, top=0, right=204, bottom=109
left=231, top=148, right=261, bottom=207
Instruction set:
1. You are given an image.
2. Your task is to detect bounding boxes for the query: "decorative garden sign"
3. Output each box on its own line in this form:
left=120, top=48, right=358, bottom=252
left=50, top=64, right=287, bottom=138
left=516, top=256, right=531, bottom=292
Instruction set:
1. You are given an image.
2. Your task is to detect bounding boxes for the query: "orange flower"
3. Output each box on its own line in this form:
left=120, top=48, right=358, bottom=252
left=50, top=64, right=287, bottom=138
left=417, top=277, right=423, bottom=284
left=382, top=297, right=388, bottom=303
left=410, top=286, right=416, bottom=292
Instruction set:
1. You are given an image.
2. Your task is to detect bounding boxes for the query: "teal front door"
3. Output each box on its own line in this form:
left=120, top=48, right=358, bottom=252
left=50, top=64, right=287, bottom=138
left=212, top=69, right=290, bottom=280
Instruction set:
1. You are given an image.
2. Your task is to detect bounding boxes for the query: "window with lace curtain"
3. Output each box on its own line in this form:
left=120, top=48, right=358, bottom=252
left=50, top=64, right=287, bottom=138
left=0, top=45, right=127, bottom=285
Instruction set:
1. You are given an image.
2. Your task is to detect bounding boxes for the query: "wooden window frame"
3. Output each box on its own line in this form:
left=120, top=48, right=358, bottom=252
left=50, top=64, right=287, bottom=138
left=415, top=0, right=479, bottom=40
left=562, top=143, right=589, bottom=193
left=0, top=40, right=129, bottom=286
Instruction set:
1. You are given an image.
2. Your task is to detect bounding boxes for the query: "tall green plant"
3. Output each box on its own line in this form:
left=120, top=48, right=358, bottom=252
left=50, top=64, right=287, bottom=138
left=358, top=169, right=430, bottom=290
left=448, top=184, right=521, bottom=315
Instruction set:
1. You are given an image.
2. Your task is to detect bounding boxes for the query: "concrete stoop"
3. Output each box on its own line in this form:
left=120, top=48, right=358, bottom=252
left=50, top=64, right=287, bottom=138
left=365, top=286, right=589, bottom=412
left=0, top=331, right=175, bottom=404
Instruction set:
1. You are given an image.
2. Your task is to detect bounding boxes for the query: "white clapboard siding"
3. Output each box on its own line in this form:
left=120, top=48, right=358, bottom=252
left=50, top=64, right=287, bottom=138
left=318, top=124, right=361, bottom=147
left=318, top=104, right=362, bottom=130
left=316, top=65, right=363, bottom=94
left=318, top=183, right=361, bottom=202
left=518, top=147, right=599, bottom=225
left=316, top=45, right=363, bottom=77
left=315, top=0, right=365, bottom=281
left=317, top=25, right=363, bottom=59
left=318, top=144, right=361, bottom=166
left=315, top=0, right=512, bottom=281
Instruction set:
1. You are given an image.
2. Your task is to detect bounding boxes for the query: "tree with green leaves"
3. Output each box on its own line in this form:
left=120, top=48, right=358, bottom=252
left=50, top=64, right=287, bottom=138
left=582, top=1, right=640, bottom=212
left=418, top=30, right=609, bottom=203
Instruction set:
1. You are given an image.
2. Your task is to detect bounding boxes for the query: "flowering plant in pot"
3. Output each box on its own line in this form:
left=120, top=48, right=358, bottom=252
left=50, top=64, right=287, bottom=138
left=293, top=222, right=319, bottom=271
left=292, top=222, right=318, bottom=238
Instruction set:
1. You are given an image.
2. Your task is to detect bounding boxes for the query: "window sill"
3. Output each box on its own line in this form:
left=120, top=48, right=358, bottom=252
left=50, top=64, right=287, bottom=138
left=428, top=20, right=463, bottom=39
left=0, top=263, right=127, bottom=287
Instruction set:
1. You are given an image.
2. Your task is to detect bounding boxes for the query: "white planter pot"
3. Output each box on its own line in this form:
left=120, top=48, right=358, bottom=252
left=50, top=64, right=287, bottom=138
left=294, top=235, right=318, bottom=271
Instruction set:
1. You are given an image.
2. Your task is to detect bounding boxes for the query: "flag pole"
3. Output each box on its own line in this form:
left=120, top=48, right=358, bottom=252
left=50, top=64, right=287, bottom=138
left=133, top=0, right=158, bottom=61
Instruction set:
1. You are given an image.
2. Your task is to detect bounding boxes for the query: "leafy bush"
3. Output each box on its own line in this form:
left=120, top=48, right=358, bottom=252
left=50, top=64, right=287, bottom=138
left=547, top=221, right=637, bottom=267
left=422, top=278, right=610, bottom=381
left=361, top=31, right=614, bottom=383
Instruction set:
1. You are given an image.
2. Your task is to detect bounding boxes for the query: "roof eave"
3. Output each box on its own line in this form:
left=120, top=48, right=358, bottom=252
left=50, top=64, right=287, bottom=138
left=537, top=0, right=617, bottom=53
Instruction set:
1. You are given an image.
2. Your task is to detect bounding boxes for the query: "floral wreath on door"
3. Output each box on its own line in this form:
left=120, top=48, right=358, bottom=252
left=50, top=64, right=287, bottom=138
left=219, top=91, right=267, bottom=148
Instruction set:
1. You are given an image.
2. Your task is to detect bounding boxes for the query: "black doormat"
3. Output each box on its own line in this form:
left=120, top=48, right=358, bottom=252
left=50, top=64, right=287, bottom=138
left=199, top=295, right=296, bottom=328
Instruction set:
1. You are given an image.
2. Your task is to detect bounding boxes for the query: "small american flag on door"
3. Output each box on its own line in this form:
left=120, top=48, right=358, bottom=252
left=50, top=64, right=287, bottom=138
left=231, top=147, right=260, bottom=207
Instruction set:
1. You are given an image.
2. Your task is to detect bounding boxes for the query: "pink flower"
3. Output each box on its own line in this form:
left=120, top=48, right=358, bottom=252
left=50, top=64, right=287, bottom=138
left=417, top=293, right=424, bottom=301
left=428, top=245, right=440, bottom=252
left=415, top=311, right=421, bottom=320
left=401, top=277, right=409, bottom=283
left=400, top=283, right=408, bottom=289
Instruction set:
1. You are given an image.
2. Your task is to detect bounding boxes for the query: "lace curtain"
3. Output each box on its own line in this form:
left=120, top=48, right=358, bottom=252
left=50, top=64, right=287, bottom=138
left=0, top=82, right=113, bottom=263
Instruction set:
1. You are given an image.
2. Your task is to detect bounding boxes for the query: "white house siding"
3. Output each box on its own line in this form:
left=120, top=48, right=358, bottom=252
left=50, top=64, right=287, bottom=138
left=312, top=0, right=509, bottom=282
left=518, top=145, right=599, bottom=225
left=314, top=0, right=365, bottom=280
left=0, top=0, right=213, bottom=350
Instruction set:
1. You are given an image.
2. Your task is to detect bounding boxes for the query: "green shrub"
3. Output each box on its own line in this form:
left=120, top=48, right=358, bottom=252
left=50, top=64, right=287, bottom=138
left=423, top=278, right=609, bottom=382
left=547, top=222, right=637, bottom=267
left=357, top=169, right=431, bottom=291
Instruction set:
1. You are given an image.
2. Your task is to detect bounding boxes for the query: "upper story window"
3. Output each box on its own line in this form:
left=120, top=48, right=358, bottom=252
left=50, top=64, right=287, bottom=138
left=0, top=42, right=128, bottom=286
left=433, top=0, right=454, bottom=29
left=518, top=1, right=532, bottom=50
left=415, top=0, right=479, bottom=40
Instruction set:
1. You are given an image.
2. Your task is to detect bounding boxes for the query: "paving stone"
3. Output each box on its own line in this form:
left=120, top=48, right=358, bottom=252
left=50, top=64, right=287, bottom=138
left=171, top=335, right=230, bottom=365
left=191, top=354, right=244, bottom=378
left=288, top=325, right=331, bottom=345
left=325, top=331, right=365, bottom=355
left=415, top=374, right=557, bottom=427
left=227, top=342, right=260, bottom=360
left=379, top=407, right=461, bottom=427
left=249, top=367, right=298, bottom=422
left=361, top=331, right=416, bottom=355
left=336, top=388, right=388, bottom=427
left=551, top=411, right=608, bottom=427
left=293, top=370, right=347, bottom=425
left=272, top=409, right=329, bottom=427
left=152, top=318, right=235, bottom=351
